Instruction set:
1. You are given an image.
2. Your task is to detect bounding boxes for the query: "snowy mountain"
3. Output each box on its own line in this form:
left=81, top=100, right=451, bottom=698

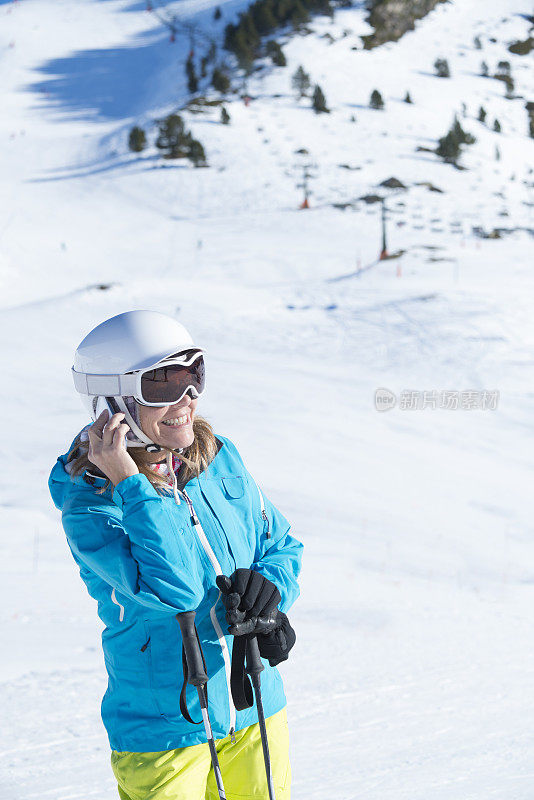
left=1, top=0, right=533, bottom=797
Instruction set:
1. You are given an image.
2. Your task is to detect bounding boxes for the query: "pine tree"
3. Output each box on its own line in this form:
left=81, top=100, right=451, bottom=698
left=292, top=65, right=311, bottom=99
left=221, top=106, right=230, bottom=124
left=200, top=55, right=208, bottom=78
left=241, top=13, right=260, bottom=51
left=312, top=83, right=329, bottom=113
left=155, top=114, right=189, bottom=158
left=370, top=89, right=384, bottom=109
left=434, top=58, right=450, bottom=78
left=273, top=0, right=291, bottom=22
left=496, top=60, right=511, bottom=78
left=212, top=67, right=231, bottom=93
left=321, top=0, right=334, bottom=20
left=527, top=102, right=534, bottom=139
left=493, top=118, right=501, bottom=133
left=452, top=115, right=475, bottom=145
left=237, top=50, right=254, bottom=78
left=224, top=22, right=237, bottom=52
left=495, top=144, right=501, bottom=160
left=186, top=55, right=198, bottom=94
left=188, top=139, right=207, bottom=167
left=233, top=28, right=255, bottom=71
left=404, top=91, right=412, bottom=104
left=207, top=42, right=217, bottom=62
left=480, top=60, right=489, bottom=77
left=478, top=106, right=486, bottom=123
left=273, top=46, right=286, bottom=67
left=436, top=116, right=476, bottom=165
left=291, top=0, right=309, bottom=28
left=436, top=130, right=460, bottom=164
left=473, top=35, right=482, bottom=49
left=253, top=1, right=277, bottom=34
left=266, top=39, right=286, bottom=66
left=504, top=77, right=514, bottom=98
left=214, top=6, right=222, bottom=20
left=128, top=126, right=146, bottom=153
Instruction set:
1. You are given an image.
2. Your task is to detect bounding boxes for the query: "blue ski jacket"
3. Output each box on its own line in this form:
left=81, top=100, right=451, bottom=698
left=48, top=431, right=303, bottom=753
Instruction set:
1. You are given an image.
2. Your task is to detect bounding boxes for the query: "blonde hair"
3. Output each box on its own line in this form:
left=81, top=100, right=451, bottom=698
left=66, top=414, right=219, bottom=495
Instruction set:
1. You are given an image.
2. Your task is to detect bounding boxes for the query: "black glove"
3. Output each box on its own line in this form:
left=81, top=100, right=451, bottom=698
left=216, top=570, right=281, bottom=636
left=257, top=611, right=296, bottom=667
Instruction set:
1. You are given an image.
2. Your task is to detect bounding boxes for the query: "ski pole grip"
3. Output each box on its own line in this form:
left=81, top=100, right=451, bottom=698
left=176, top=611, right=208, bottom=686
left=245, top=635, right=265, bottom=677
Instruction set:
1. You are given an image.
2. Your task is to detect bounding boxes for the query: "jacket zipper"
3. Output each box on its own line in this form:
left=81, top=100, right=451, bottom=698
left=110, top=588, right=125, bottom=622
left=180, top=488, right=237, bottom=739
left=252, top=479, right=270, bottom=538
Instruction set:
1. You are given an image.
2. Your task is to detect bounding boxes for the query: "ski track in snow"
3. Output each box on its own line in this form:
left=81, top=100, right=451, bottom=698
left=1, top=669, right=116, bottom=800
left=1, top=0, right=533, bottom=798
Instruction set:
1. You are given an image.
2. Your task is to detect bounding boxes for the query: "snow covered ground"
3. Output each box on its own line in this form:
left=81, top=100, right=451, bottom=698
left=0, top=0, right=533, bottom=797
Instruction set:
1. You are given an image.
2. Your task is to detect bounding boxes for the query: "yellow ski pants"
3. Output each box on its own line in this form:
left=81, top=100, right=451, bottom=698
left=111, top=707, right=291, bottom=800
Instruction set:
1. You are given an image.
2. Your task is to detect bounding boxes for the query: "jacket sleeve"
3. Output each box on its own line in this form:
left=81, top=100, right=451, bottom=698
left=248, top=479, right=303, bottom=614
left=61, top=473, right=204, bottom=615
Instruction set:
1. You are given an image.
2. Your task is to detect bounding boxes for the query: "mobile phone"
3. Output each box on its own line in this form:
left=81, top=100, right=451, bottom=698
left=95, top=396, right=128, bottom=449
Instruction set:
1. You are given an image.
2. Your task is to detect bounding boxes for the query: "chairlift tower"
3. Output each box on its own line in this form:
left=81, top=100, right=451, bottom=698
left=296, top=162, right=317, bottom=209
left=379, top=197, right=389, bottom=259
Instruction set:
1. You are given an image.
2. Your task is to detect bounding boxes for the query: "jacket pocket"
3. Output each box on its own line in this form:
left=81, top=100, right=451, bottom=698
left=143, top=618, right=196, bottom=723
left=221, top=476, right=245, bottom=499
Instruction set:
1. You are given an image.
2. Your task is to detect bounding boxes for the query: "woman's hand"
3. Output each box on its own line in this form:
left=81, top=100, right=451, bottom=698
left=257, top=611, right=296, bottom=666
left=216, top=571, right=281, bottom=635
left=87, top=410, right=140, bottom=487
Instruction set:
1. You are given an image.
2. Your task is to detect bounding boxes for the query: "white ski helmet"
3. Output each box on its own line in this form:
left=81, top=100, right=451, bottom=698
left=72, top=310, right=205, bottom=450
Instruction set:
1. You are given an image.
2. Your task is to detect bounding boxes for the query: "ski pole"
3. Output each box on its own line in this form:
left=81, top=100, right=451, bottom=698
left=215, top=573, right=277, bottom=798
left=176, top=610, right=227, bottom=800
left=245, top=635, right=276, bottom=800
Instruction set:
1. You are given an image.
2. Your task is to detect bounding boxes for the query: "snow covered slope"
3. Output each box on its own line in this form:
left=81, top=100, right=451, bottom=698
left=0, top=0, right=533, bottom=798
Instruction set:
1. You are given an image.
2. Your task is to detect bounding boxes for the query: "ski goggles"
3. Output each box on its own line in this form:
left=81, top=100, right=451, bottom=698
left=72, top=349, right=206, bottom=407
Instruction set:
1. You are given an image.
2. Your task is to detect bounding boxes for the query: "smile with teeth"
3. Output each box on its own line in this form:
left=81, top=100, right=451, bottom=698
left=161, top=415, right=189, bottom=427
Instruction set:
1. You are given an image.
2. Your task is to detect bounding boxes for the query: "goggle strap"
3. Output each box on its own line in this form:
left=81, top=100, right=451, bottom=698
left=73, top=369, right=136, bottom=397
left=114, top=396, right=154, bottom=447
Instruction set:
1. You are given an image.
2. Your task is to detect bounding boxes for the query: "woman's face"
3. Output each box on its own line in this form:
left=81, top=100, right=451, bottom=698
left=137, top=394, right=198, bottom=452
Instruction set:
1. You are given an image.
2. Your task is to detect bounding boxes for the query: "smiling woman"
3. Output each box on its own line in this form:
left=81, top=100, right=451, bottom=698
left=66, top=311, right=216, bottom=497
left=48, top=309, right=303, bottom=800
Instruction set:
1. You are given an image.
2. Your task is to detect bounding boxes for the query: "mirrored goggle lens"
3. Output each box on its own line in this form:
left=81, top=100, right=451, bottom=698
left=140, top=356, right=205, bottom=404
